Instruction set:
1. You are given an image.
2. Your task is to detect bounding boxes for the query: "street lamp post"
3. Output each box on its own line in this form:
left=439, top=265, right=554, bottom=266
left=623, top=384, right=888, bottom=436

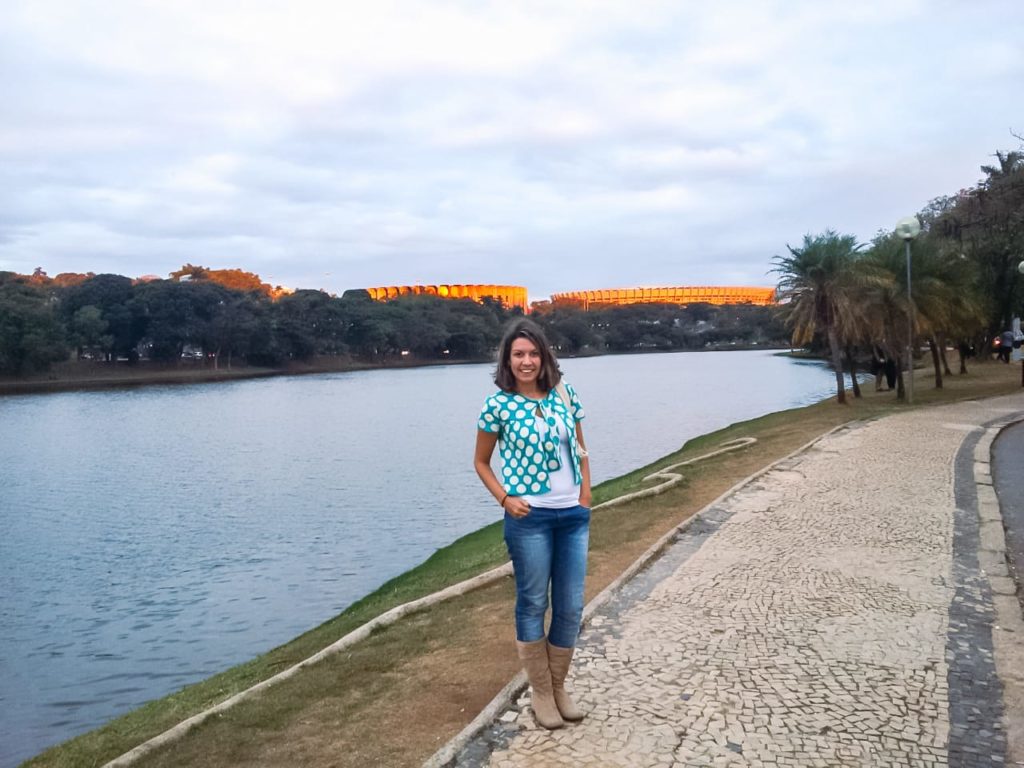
left=895, top=216, right=922, bottom=403
left=1017, top=260, right=1024, bottom=387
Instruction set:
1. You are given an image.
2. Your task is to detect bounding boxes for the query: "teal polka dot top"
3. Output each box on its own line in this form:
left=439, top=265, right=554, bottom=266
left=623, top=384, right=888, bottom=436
left=477, top=382, right=586, bottom=496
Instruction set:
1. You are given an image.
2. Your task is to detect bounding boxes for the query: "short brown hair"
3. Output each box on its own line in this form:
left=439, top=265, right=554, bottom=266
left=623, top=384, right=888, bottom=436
left=494, top=318, right=562, bottom=393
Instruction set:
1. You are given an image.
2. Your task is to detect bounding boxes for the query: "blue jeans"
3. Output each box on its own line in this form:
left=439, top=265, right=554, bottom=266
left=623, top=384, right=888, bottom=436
left=503, top=504, right=590, bottom=648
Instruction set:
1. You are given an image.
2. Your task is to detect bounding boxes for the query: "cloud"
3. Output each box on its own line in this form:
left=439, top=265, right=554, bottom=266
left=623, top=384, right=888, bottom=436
left=1, top=0, right=1022, bottom=298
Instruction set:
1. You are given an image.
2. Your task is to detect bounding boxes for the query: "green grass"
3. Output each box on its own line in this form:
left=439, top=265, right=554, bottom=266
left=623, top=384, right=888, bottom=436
left=25, top=444, right=727, bottom=767
left=23, top=359, right=1024, bottom=767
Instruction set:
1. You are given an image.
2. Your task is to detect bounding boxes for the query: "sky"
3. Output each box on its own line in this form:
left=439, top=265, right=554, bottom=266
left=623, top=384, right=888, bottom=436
left=2, top=1, right=1022, bottom=301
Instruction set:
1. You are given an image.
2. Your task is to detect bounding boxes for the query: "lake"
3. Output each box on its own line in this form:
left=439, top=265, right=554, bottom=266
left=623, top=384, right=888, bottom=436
left=0, top=349, right=854, bottom=765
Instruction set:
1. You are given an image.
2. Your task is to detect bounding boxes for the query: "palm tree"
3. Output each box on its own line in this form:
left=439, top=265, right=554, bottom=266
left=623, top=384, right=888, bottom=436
left=850, top=250, right=907, bottom=398
left=922, top=245, right=985, bottom=383
left=980, top=149, right=1023, bottom=180
left=863, top=233, right=985, bottom=390
left=773, top=231, right=862, bottom=404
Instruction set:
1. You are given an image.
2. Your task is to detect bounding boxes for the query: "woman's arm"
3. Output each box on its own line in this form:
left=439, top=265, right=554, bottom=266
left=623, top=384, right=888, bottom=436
left=576, top=422, right=592, bottom=508
left=474, top=430, right=530, bottom=518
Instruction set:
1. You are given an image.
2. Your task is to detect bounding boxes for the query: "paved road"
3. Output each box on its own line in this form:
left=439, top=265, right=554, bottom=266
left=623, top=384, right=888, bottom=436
left=993, top=419, right=1024, bottom=614
left=449, top=395, right=1024, bottom=768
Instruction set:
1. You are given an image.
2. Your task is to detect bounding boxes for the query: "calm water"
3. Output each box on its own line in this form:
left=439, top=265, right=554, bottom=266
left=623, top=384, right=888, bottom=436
left=0, top=350, right=853, bottom=765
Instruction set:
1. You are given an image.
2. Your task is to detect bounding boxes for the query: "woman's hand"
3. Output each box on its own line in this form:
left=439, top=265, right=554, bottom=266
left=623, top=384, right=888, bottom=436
left=503, top=495, right=531, bottom=518
left=576, top=421, right=592, bottom=510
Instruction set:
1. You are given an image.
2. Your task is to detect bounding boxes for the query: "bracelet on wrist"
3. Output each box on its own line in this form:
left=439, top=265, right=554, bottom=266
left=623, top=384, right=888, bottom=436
left=499, top=492, right=509, bottom=507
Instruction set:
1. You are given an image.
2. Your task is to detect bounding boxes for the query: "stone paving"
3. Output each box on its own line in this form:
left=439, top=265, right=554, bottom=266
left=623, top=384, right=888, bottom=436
left=450, top=395, right=1024, bottom=768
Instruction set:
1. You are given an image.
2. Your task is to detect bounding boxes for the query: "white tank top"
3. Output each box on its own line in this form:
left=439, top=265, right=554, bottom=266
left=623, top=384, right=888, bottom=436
left=522, top=411, right=580, bottom=509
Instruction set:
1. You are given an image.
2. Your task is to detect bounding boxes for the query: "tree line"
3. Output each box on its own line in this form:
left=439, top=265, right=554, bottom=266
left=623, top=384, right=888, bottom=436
left=0, top=272, right=509, bottom=375
left=6, top=145, right=1017, bottom=381
left=535, top=302, right=786, bottom=354
left=0, top=266, right=786, bottom=376
left=773, top=146, right=1024, bottom=403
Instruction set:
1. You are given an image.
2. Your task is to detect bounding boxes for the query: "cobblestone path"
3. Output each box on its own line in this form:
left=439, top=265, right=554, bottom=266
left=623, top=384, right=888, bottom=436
left=452, top=395, right=1024, bottom=768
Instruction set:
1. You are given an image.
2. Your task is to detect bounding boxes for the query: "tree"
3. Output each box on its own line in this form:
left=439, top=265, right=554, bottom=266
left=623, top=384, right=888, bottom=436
left=276, top=290, right=349, bottom=359
left=208, top=296, right=264, bottom=369
left=338, top=294, right=394, bottom=360
left=443, top=301, right=503, bottom=359
left=170, top=264, right=275, bottom=297
left=0, top=282, right=69, bottom=374
left=441, top=297, right=505, bottom=359
left=130, top=280, right=234, bottom=362
left=69, top=305, right=112, bottom=359
left=0, top=272, right=26, bottom=287
left=60, top=274, right=140, bottom=360
left=52, top=272, right=95, bottom=288
left=907, top=237, right=983, bottom=386
left=772, top=231, right=862, bottom=403
left=536, top=311, right=596, bottom=354
left=169, top=263, right=210, bottom=281
left=930, top=149, right=1024, bottom=345
left=863, top=230, right=985, bottom=392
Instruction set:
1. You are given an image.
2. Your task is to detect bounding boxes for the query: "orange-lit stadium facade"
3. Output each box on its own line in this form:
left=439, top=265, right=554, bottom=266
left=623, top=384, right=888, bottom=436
left=551, top=286, right=775, bottom=310
left=365, top=284, right=529, bottom=313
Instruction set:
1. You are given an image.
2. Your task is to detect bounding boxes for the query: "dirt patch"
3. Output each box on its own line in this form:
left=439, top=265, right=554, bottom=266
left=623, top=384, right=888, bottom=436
left=138, top=583, right=520, bottom=768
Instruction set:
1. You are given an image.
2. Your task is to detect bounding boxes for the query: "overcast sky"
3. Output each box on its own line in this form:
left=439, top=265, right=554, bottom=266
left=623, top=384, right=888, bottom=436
left=2, top=1, right=1022, bottom=300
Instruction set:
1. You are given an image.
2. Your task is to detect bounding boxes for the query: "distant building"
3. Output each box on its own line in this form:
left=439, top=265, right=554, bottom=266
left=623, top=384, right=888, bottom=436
left=551, top=286, right=776, bottom=310
left=364, top=284, right=528, bottom=312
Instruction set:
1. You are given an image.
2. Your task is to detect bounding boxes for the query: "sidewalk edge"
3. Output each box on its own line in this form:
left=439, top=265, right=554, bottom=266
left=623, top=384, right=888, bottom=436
left=975, top=412, right=1024, bottom=765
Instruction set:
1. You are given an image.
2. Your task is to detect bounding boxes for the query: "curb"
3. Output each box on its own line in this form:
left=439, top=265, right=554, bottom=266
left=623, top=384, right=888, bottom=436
left=422, top=421, right=862, bottom=768
left=973, top=411, right=1024, bottom=764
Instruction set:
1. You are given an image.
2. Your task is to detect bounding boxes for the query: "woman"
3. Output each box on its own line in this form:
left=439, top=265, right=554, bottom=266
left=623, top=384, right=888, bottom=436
left=474, top=318, right=592, bottom=730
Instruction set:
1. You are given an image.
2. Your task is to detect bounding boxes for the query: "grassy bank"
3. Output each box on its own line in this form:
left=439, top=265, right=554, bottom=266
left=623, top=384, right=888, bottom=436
left=24, top=360, right=1024, bottom=768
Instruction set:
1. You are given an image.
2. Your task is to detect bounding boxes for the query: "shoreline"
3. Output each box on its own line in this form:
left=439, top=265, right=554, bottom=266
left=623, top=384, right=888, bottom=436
left=21, top=360, right=1024, bottom=767
left=20, top=374, right=820, bottom=767
left=0, top=344, right=791, bottom=397
left=0, top=356, right=488, bottom=396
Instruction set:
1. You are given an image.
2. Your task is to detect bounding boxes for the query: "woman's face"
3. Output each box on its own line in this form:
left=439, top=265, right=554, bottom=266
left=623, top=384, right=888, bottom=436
left=509, top=337, right=542, bottom=390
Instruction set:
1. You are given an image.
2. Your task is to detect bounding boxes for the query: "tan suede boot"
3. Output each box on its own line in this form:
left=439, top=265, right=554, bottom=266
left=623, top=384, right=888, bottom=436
left=546, top=642, right=584, bottom=721
left=516, top=639, right=564, bottom=729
